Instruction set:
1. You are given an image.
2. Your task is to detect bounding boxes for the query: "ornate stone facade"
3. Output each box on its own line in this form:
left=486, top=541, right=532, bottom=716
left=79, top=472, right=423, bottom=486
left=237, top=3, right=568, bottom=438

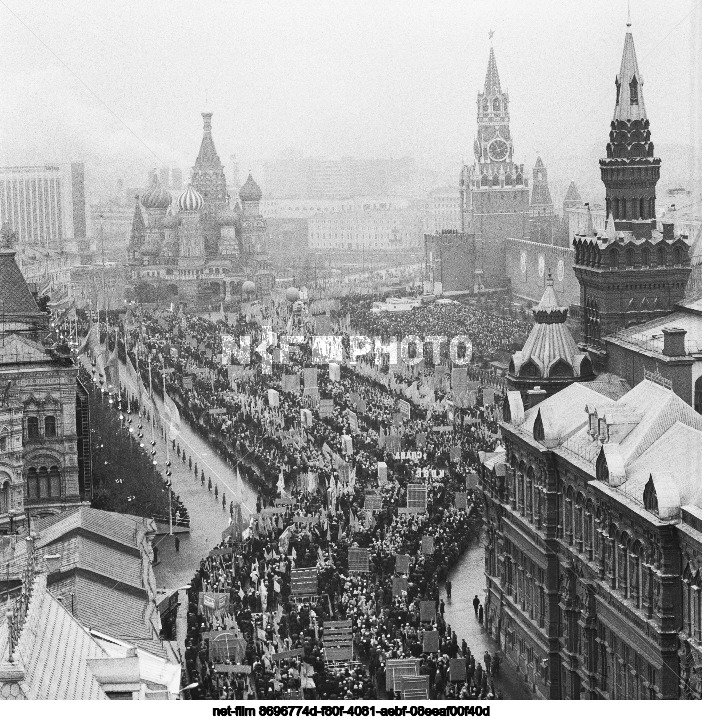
left=0, top=250, right=89, bottom=531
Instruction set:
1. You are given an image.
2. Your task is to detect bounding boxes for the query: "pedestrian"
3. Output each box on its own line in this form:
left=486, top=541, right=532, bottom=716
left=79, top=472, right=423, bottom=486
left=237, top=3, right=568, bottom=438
left=473, top=595, right=480, bottom=614
left=208, top=477, right=212, bottom=492
left=230, top=501, right=234, bottom=516
left=446, top=579, right=452, bottom=600
left=189, top=456, right=192, bottom=470
left=215, top=484, right=219, bottom=499
left=484, top=651, right=491, bottom=673
left=175, top=535, right=180, bottom=553
left=222, top=492, right=226, bottom=510
left=439, top=598, right=445, bottom=617
left=194, top=462, right=198, bottom=477
left=201, top=471, right=205, bottom=486
left=478, top=604, right=484, bottom=624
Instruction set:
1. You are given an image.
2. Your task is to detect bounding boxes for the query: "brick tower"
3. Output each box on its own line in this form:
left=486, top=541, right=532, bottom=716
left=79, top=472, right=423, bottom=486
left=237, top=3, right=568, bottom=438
left=573, top=22, right=692, bottom=369
left=459, top=45, right=530, bottom=291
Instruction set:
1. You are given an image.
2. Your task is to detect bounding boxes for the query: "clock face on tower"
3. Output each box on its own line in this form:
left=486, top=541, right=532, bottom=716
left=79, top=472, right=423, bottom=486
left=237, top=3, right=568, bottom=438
left=489, top=138, right=509, bottom=162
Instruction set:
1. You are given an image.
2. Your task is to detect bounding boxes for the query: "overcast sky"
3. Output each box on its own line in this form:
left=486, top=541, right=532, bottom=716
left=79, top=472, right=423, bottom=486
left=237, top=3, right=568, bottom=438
left=0, top=0, right=699, bottom=196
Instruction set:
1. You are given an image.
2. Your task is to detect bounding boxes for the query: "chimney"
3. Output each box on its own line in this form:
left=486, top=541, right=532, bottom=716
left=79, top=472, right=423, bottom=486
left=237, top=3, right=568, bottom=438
left=662, top=327, right=686, bottom=357
left=527, top=386, right=547, bottom=409
left=662, top=222, right=675, bottom=241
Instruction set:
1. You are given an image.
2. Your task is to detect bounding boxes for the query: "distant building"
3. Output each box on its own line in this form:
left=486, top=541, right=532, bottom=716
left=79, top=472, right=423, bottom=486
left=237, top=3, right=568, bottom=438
left=424, top=230, right=476, bottom=294
left=262, top=155, right=418, bottom=199
left=308, top=206, right=423, bottom=252
left=0, top=163, right=86, bottom=248
left=424, top=186, right=461, bottom=234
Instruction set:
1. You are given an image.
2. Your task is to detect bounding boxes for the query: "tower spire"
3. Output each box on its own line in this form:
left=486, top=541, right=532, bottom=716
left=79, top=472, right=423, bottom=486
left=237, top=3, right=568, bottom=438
left=484, top=47, right=501, bottom=95
left=614, top=27, right=646, bottom=121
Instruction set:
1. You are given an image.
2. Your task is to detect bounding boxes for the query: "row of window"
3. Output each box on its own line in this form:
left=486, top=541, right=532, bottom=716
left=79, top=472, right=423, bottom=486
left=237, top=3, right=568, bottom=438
left=25, top=416, right=57, bottom=439
left=576, top=243, right=684, bottom=268
left=26, top=465, right=62, bottom=499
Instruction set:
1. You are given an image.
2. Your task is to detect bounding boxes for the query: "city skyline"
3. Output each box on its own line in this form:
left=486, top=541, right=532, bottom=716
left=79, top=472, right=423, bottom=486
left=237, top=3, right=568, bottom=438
left=0, top=0, right=699, bottom=201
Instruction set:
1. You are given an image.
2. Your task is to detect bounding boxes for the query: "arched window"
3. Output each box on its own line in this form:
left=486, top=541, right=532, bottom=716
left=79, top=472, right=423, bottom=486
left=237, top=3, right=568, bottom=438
left=49, top=466, right=61, bottom=498
left=0, top=427, right=8, bottom=452
left=492, top=174, right=499, bottom=187
left=630, top=76, right=639, bottom=105
left=26, top=468, right=38, bottom=499
left=26, top=416, right=39, bottom=439
left=481, top=175, right=489, bottom=187
left=641, top=248, right=650, bottom=266
left=656, top=246, right=666, bottom=266
left=610, top=248, right=619, bottom=268
left=674, top=247, right=683, bottom=265
left=516, top=173, right=523, bottom=186
left=626, top=248, right=635, bottom=267
left=482, top=98, right=489, bottom=113
left=44, top=415, right=56, bottom=438
left=493, top=98, right=500, bottom=113
left=0, top=477, right=9, bottom=514
left=38, top=466, right=49, bottom=498
left=639, top=198, right=645, bottom=219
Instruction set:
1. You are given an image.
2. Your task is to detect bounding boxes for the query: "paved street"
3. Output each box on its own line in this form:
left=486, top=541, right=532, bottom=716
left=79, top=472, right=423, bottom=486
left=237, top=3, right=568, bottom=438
left=442, top=536, right=533, bottom=700
left=118, top=362, right=259, bottom=589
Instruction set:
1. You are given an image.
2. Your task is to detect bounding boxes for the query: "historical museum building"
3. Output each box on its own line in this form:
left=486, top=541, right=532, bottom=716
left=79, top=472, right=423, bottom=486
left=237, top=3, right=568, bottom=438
left=128, top=113, right=274, bottom=307
left=482, top=26, right=702, bottom=701
left=0, top=246, right=90, bottom=532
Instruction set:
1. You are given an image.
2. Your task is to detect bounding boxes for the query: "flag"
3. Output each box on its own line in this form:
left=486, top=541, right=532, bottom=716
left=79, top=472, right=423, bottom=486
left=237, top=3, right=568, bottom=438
left=77, top=323, right=99, bottom=357
left=163, top=389, right=181, bottom=438
left=105, top=335, right=120, bottom=391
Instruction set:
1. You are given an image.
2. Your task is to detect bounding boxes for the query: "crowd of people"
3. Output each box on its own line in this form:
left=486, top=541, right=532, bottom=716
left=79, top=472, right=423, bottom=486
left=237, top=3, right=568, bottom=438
left=93, top=291, right=529, bottom=701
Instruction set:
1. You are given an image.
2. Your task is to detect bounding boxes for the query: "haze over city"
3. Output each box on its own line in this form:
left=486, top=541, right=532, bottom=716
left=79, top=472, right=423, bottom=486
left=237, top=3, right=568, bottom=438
left=0, top=0, right=700, bottom=203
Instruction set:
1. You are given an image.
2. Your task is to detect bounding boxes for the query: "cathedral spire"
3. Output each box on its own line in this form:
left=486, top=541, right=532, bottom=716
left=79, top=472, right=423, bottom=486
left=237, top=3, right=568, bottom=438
left=613, top=28, right=646, bottom=122
left=195, top=111, right=223, bottom=168
left=484, top=47, right=501, bottom=96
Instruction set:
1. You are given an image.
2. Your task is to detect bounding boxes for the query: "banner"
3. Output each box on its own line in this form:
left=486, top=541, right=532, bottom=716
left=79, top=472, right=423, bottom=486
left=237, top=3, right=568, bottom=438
left=398, top=399, right=411, bottom=420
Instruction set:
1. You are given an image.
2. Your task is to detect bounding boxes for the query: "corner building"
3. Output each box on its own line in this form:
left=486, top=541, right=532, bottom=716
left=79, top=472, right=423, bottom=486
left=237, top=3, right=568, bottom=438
left=482, top=376, right=702, bottom=699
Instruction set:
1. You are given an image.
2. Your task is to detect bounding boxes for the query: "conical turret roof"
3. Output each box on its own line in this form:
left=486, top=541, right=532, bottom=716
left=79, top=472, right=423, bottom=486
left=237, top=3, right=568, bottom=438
left=614, top=29, right=647, bottom=122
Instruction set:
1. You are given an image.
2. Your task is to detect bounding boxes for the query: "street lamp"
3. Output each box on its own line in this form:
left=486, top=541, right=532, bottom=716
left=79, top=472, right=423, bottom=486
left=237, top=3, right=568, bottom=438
left=177, top=682, right=199, bottom=697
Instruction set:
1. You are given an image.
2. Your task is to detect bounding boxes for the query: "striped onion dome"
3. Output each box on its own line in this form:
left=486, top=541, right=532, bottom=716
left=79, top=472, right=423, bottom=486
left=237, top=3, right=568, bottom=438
left=141, top=176, right=172, bottom=210
left=177, top=183, right=203, bottom=212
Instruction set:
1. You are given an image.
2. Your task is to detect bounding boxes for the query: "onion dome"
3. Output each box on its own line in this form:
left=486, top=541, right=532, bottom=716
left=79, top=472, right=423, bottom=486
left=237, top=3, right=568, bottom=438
left=285, top=286, right=300, bottom=303
left=141, top=174, right=172, bottom=210
left=178, top=183, right=203, bottom=212
left=239, top=173, right=262, bottom=202
left=242, top=280, right=256, bottom=295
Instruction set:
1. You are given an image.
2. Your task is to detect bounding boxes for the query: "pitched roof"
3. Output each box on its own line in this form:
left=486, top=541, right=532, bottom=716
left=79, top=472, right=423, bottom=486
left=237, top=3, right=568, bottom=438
left=563, top=180, right=582, bottom=206
left=0, top=250, right=40, bottom=315
left=613, top=31, right=647, bottom=122
left=0, top=575, right=109, bottom=699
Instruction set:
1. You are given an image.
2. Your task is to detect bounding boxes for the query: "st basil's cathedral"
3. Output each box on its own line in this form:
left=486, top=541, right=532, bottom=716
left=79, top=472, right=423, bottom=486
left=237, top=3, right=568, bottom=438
left=127, top=112, right=273, bottom=307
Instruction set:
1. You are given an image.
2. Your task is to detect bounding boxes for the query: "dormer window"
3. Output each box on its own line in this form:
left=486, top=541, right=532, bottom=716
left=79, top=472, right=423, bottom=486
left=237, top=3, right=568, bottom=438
left=643, top=476, right=659, bottom=515
left=533, top=410, right=545, bottom=443
left=596, top=447, right=609, bottom=482
left=629, top=76, right=639, bottom=105
left=615, top=79, right=621, bottom=106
